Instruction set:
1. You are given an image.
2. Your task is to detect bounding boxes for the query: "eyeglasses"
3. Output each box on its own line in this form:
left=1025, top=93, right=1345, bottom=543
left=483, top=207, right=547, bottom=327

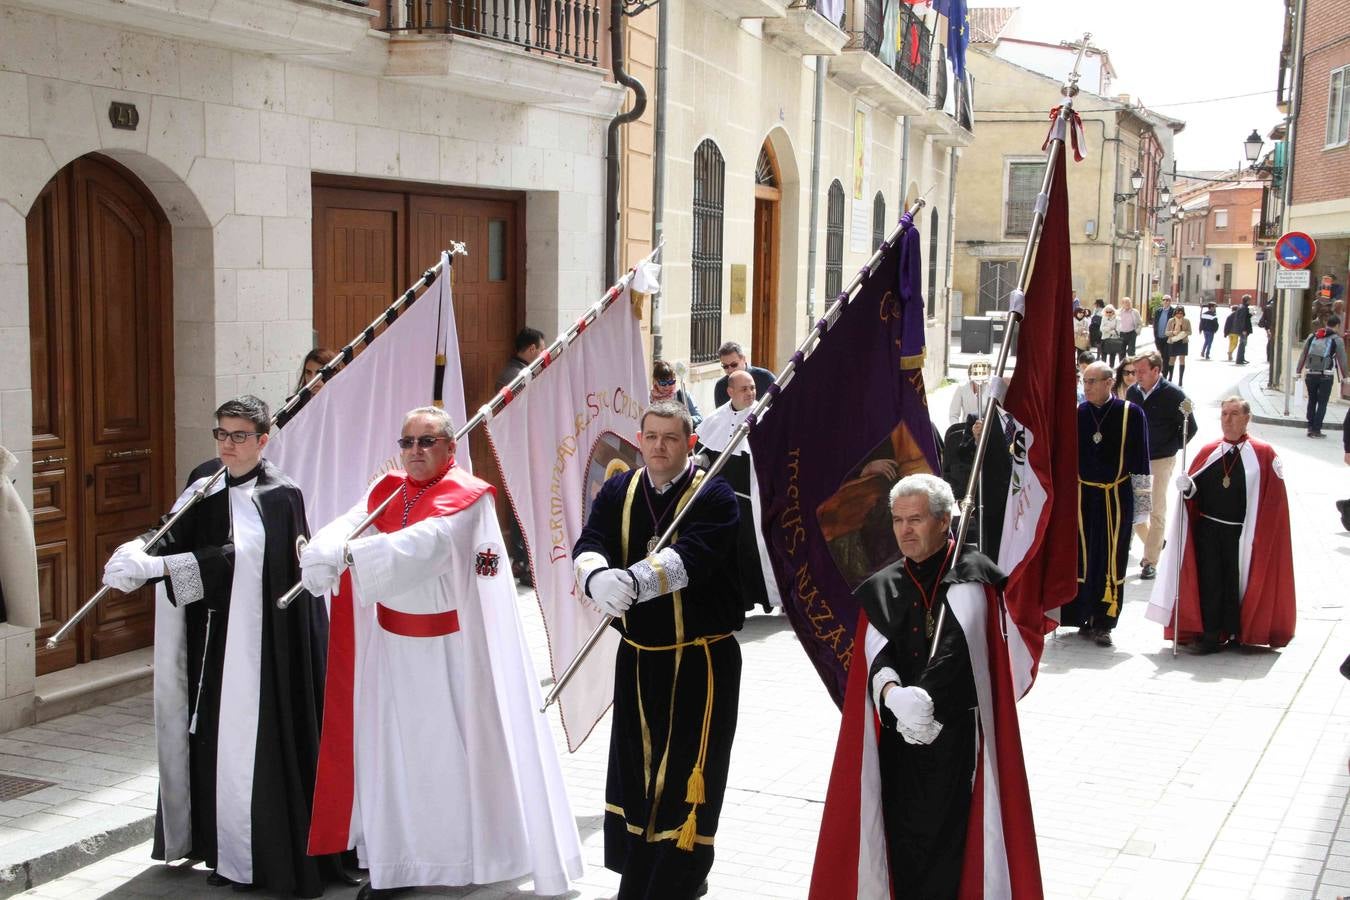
left=397, top=435, right=450, bottom=450
left=656, top=378, right=676, bottom=386
left=720, top=362, right=740, bottom=372
left=212, top=428, right=262, bottom=444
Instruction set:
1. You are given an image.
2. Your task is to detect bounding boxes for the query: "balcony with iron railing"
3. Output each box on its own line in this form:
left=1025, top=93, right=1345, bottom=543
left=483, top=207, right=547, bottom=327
left=377, top=0, right=619, bottom=107
left=830, top=0, right=931, bottom=116
left=17, top=0, right=377, bottom=55
left=763, top=0, right=849, bottom=57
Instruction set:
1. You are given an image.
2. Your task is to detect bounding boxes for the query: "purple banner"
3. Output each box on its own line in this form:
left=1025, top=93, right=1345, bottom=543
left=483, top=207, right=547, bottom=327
left=749, top=224, right=936, bottom=707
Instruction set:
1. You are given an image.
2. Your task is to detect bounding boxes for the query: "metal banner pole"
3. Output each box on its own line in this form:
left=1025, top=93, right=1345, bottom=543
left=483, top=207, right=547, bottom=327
left=46, top=248, right=465, bottom=649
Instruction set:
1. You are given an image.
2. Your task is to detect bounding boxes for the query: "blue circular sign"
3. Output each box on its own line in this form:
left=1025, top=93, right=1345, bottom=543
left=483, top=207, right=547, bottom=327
left=1275, top=232, right=1316, bottom=269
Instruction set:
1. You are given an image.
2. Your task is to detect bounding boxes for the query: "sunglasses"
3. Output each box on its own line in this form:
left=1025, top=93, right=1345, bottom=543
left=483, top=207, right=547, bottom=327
left=720, top=363, right=741, bottom=372
left=656, top=378, right=676, bottom=386
left=397, top=435, right=450, bottom=450
left=1123, top=369, right=1135, bottom=376
left=212, top=428, right=262, bottom=444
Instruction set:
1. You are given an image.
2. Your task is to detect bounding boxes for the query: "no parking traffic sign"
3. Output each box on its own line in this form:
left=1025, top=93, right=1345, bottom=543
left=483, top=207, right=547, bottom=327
left=1275, top=231, right=1317, bottom=269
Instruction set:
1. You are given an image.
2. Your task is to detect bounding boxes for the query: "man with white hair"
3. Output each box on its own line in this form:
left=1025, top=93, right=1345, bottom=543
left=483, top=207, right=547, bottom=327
left=1066, top=361, right=1152, bottom=648
left=811, top=474, right=1041, bottom=897
left=299, top=406, right=582, bottom=899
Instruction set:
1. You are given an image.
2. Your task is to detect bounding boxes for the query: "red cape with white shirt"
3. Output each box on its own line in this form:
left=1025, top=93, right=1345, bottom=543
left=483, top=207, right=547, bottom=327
left=1145, top=437, right=1296, bottom=647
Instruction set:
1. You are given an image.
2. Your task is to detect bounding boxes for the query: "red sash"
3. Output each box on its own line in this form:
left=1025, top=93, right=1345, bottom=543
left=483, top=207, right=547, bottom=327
left=308, top=465, right=493, bottom=855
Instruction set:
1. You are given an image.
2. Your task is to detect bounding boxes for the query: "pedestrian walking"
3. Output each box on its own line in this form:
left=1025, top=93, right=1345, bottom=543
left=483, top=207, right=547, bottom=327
left=1233, top=295, right=1255, bottom=365
left=1099, top=305, right=1122, bottom=366
left=1067, top=362, right=1151, bottom=647
left=1164, top=306, right=1192, bottom=385
left=573, top=401, right=743, bottom=898
left=1126, top=352, right=1198, bottom=580
left=1147, top=398, right=1296, bottom=654
left=1294, top=314, right=1348, bottom=438
left=1117, top=297, right=1141, bottom=357
left=1073, top=308, right=1091, bottom=352
left=302, top=407, right=583, bottom=899
left=1153, top=295, right=1175, bottom=375
left=100, top=396, right=339, bottom=897
left=1089, top=299, right=1105, bottom=351
left=810, top=474, right=1040, bottom=897
left=1223, top=303, right=1241, bottom=360
left=1198, top=302, right=1219, bottom=359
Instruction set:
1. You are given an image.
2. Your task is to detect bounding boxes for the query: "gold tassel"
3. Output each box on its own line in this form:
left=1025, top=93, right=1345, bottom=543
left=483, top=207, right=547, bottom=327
left=685, top=765, right=706, bottom=804
left=676, top=808, right=699, bottom=852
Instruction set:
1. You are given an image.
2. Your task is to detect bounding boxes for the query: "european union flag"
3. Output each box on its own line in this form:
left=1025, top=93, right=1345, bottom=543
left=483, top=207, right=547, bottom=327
left=930, top=0, right=969, bottom=82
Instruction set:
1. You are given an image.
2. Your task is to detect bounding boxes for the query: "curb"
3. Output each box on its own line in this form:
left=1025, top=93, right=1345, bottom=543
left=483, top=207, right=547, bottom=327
left=0, top=809, right=155, bottom=898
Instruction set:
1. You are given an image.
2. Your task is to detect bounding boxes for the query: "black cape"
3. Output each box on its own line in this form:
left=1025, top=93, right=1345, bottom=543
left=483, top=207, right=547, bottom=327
left=149, top=458, right=336, bottom=897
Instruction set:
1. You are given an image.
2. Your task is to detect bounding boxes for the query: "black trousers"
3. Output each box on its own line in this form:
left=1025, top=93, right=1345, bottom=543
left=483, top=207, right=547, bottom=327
left=1193, top=517, right=1242, bottom=641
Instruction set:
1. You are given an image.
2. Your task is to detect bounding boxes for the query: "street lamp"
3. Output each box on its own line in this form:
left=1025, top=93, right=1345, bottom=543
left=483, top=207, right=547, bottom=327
left=1114, top=167, right=1144, bottom=203
left=1243, top=129, right=1264, bottom=166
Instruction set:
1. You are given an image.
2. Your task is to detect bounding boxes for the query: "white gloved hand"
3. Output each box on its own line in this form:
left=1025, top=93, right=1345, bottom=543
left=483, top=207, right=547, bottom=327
left=301, top=563, right=342, bottom=597
left=101, top=570, right=143, bottom=594
left=299, top=540, right=346, bottom=572
left=587, top=568, right=636, bottom=618
left=1174, top=473, right=1195, bottom=498
left=103, top=541, right=164, bottom=585
left=883, top=684, right=935, bottom=731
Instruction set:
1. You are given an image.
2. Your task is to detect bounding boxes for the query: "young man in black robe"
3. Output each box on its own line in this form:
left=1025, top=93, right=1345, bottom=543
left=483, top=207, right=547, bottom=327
left=853, top=473, right=994, bottom=898
left=102, top=395, right=335, bottom=897
left=572, top=400, right=742, bottom=899
left=1068, top=361, right=1152, bottom=647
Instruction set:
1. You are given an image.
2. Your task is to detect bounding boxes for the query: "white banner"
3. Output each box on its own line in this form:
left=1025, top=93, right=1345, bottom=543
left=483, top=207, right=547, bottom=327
left=265, top=251, right=469, bottom=532
left=485, top=264, right=654, bottom=752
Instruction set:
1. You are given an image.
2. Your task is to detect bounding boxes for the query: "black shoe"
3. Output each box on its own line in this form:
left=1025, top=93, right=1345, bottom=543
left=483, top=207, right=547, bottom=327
left=696, top=881, right=710, bottom=897
left=1140, top=563, right=1156, bottom=580
left=1093, top=628, right=1113, bottom=647
left=357, top=886, right=411, bottom=900
left=207, top=873, right=232, bottom=888
left=1226, top=637, right=1243, bottom=650
left=1077, top=625, right=1092, bottom=639
left=1189, top=639, right=1221, bottom=655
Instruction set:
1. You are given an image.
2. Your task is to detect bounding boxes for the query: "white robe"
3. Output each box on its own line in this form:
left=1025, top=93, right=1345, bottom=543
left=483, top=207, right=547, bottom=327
left=310, top=490, right=583, bottom=893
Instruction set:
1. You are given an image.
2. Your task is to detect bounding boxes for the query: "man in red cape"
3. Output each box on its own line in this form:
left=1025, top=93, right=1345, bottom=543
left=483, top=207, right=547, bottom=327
left=809, top=475, right=1042, bottom=899
left=1146, top=397, right=1296, bottom=651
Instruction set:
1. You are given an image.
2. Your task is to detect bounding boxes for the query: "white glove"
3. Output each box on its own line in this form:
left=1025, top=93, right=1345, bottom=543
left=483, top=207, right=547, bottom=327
left=1174, top=473, right=1195, bottom=498
left=102, top=539, right=163, bottom=590
left=884, top=684, right=935, bottom=730
left=102, top=570, right=143, bottom=594
left=587, top=568, right=636, bottom=618
left=301, top=563, right=342, bottom=597
left=299, top=540, right=346, bottom=572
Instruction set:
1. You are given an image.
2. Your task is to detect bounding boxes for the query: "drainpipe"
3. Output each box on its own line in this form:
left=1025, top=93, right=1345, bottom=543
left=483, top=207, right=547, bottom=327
left=1279, top=0, right=1306, bottom=415
left=805, top=57, right=827, bottom=327
left=650, top=0, right=668, bottom=361
left=605, top=2, right=648, bottom=287
left=943, top=145, right=958, bottom=363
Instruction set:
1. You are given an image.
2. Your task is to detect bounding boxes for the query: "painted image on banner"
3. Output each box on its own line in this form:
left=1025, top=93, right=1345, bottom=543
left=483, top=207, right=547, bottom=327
left=816, top=421, right=933, bottom=588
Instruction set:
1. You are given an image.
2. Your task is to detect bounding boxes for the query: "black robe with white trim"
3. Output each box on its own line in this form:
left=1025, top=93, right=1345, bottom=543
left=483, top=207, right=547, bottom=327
left=149, top=459, right=335, bottom=897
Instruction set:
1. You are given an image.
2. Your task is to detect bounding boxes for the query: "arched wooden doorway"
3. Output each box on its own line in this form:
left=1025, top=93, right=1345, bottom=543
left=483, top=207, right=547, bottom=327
left=27, top=154, right=173, bottom=675
left=752, top=141, right=782, bottom=372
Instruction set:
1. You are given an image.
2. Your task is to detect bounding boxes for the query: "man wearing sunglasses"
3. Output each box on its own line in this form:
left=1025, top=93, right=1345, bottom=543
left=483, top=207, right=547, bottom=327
left=300, top=407, right=582, bottom=900
left=100, top=395, right=336, bottom=896
left=710, top=341, right=775, bottom=410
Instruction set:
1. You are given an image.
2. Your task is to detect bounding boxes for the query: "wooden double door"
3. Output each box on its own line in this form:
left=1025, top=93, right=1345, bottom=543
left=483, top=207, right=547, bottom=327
left=28, top=155, right=173, bottom=675
left=312, top=179, right=522, bottom=515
